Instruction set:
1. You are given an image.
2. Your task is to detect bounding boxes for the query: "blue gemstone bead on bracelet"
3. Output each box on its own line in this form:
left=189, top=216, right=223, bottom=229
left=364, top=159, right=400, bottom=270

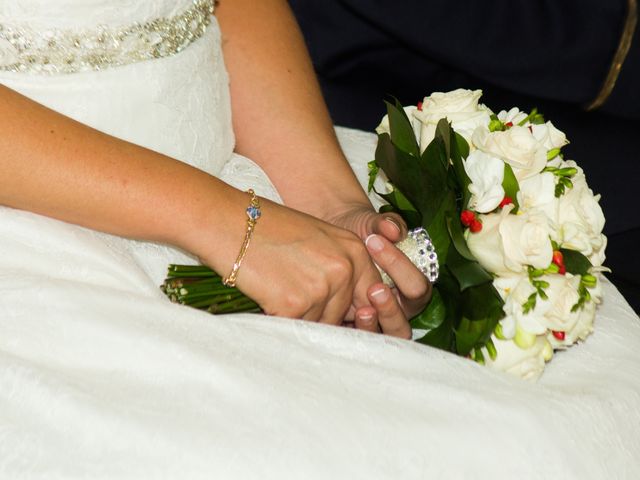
left=246, top=205, right=261, bottom=221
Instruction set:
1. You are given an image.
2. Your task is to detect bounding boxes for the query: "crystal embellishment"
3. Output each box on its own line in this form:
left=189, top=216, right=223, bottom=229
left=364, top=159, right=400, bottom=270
left=0, top=0, right=215, bottom=75
left=379, top=227, right=439, bottom=286
left=246, top=206, right=261, bottom=222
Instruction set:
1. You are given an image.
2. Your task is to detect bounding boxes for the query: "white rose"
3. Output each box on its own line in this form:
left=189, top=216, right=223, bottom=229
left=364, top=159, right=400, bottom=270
left=497, top=107, right=529, bottom=126
left=467, top=205, right=553, bottom=275
left=412, top=89, right=491, bottom=151
left=464, top=150, right=505, bottom=213
left=589, top=234, right=608, bottom=268
left=472, top=126, right=547, bottom=180
left=485, top=335, right=552, bottom=381
left=375, top=105, right=421, bottom=140
left=556, top=161, right=606, bottom=257
left=549, top=299, right=596, bottom=348
left=517, top=172, right=559, bottom=234
left=493, top=275, right=548, bottom=336
left=531, top=121, right=568, bottom=152
left=531, top=273, right=582, bottom=334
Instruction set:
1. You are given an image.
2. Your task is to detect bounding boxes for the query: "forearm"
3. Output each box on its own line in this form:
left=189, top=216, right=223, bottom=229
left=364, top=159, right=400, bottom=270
left=215, top=0, right=370, bottom=219
left=0, top=85, right=246, bottom=271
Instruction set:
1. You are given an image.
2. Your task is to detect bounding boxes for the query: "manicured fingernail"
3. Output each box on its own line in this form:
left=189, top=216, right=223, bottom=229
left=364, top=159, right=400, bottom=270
left=384, top=217, right=401, bottom=233
left=365, top=234, right=384, bottom=253
left=370, top=287, right=389, bottom=303
left=358, top=313, right=374, bottom=325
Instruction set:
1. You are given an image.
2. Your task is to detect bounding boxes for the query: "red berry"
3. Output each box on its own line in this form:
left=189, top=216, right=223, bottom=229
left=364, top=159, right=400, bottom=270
left=558, top=264, right=567, bottom=275
left=552, top=330, right=566, bottom=341
left=504, top=121, right=513, bottom=128
left=460, top=210, right=475, bottom=226
left=499, top=196, right=513, bottom=208
left=469, top=219, right=483, bottom=233
left=552, top=250, right=564, bottom=266
left=417, top=101, right=423, bottom=111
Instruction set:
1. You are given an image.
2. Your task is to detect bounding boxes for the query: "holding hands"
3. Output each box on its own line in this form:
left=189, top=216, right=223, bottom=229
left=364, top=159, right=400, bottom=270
left=195, top=197, right=431, bottom=340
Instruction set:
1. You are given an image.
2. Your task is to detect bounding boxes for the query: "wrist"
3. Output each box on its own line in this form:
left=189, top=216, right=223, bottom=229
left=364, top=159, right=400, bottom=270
left=171, top=180, right=251, bottom=275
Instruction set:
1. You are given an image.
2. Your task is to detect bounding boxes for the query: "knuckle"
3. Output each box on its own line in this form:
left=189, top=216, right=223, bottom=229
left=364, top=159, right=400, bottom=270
left=404, top=277, right=432, bottom=301
left=282, top=291, right=311, bottom=318
left=327, top=255, right=354, bottom=285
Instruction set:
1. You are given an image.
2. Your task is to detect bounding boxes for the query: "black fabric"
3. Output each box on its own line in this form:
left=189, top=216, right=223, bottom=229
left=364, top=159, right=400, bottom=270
left=291, top=0, right=640, bottom=312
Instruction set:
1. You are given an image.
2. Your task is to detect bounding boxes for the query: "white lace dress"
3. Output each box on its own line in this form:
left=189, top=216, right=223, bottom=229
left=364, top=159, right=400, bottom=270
left=1, top=1, right=639, bottom=478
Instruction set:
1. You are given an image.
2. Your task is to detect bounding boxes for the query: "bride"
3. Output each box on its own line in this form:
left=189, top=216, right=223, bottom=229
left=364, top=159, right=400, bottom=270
left=1, top=0, right=639, bottom=478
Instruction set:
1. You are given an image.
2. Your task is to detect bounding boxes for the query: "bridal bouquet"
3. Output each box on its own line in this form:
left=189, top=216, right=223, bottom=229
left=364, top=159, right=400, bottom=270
left=162, top=88, right=606, bottom=380
left=371, top=89, right=606, bottom=379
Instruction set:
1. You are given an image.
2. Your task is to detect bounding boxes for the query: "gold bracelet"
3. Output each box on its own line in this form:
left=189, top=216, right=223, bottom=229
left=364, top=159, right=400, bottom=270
left=223, top=189, right=261, bottom=287
left=585, top=0, right=638, bottom=111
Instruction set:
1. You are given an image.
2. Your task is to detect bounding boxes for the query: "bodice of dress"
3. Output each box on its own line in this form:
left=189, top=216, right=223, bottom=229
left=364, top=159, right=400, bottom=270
left=0, top=0, right=198, bottom=28
left=0, top=0, right=234, bottom=176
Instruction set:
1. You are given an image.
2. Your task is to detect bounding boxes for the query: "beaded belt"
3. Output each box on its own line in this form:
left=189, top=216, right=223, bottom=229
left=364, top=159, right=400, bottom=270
left=0, top=0, right=215, bottom=75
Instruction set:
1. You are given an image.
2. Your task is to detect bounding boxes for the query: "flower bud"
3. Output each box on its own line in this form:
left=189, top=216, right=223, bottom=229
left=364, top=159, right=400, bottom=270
left=514, top=326, right=537, bottom=349
left=581, top=274, right=598, bottom=288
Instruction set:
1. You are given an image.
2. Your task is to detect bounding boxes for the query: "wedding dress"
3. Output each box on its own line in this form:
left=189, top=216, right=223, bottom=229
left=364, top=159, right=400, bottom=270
left=0, top=1, right=639, bottom=478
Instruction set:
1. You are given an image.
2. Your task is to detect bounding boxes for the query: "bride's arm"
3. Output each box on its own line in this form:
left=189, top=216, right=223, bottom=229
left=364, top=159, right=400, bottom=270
left=216, top=0, right=365, bottom=219
left=0, top=84, right=410, bottom=336
left=216, top=0, right=431, bottom=318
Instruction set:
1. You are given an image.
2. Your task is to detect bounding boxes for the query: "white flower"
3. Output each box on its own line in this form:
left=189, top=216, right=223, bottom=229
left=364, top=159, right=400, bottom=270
left=485, top=335, right=552, bottom=381
left=375, top=105, right=421, bottom=140
left=497, top=107, right=529, bottom=126
left=549, top=299, right=596, bottom=348
left=412, top=89, right=491, bottom=151
left=517, top=172, right=559, bottom=232
left=494, top=275, right=547, bottom=336
left=472, top=126, right=547, bottom=180
left=556, top=161, right=606, bottom=258
left=467, top=205, right=553, bottom=275
left=533, top=273, right=582, bottom=333
left=464, top=150, right=505, bottom=213
left=531, top=121, right=568, bottom=152
left=589, top=234, right=608, bottom=268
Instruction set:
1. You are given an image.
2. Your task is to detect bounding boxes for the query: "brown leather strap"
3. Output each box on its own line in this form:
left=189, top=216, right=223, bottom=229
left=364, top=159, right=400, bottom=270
left=585, top=0, right=638, bottom=111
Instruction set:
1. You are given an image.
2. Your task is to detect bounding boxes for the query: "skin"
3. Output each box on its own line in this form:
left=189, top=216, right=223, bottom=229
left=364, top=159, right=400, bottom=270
left=0, top=0, right=431, bottom=338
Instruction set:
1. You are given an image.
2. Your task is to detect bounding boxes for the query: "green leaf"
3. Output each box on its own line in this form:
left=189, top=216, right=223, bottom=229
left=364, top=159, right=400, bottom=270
left=367, top=160, right=379, bottom=192
left=414, top=273, right=460, bottom=352
left=377, top=189, right=422, bottom=229
left=410, top=288, right=446, bottom=330
left=435, top=119, right=452, bottom=159
left=450, top=132, right=472, bottom=208
left=561, top=249, right=593, bottom=275
left=376, top=134, right=434, bottom=216
left=502, top=163, right=520, bottom=211
left=423, top=190, right=454, bottom=263
left=414, top=318, right=455, bottom=350
left=384, top=99, right=420, bottom=157
left=419, top=140, right=450, bottom=215
left=454, top=282, right=504, bottom=355
left=446, top=214, right=475, bottom=261
left=446, top=245, right=493, bottom=291
left=454, top=131, right=470, bottom=159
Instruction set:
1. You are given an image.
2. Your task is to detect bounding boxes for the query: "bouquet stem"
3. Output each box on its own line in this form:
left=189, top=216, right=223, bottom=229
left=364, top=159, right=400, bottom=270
left=161, top=265, right=262, bottom=314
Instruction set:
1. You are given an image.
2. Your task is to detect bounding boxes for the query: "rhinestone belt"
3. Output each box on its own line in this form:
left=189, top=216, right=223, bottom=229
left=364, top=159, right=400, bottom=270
left=0, top=0, right=215, bottom=75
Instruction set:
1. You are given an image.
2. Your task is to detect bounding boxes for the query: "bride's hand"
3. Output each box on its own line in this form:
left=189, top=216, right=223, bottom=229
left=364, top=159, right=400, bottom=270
left=327, top=204, right=433, bottom=323
left=196, top=199, right=411, bottom=338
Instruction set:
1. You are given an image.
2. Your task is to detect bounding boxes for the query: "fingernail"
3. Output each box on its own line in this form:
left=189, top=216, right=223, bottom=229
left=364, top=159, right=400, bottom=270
left=365, top=234, right=384, bottom=253
left=358, top=313, right=374, bottom=325
left=370, top=287, right=389, bottom=303
left=384, top=217, right=401, bottom=234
